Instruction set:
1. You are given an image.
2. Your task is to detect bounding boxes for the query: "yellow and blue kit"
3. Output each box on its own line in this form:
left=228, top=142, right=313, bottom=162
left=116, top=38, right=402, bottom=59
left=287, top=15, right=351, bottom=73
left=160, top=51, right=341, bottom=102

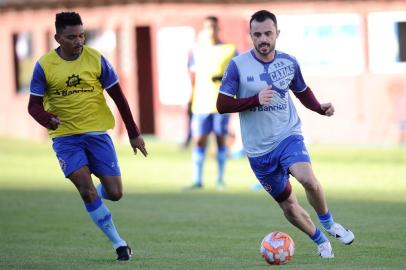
left=30, top=45, right=118, bottom=138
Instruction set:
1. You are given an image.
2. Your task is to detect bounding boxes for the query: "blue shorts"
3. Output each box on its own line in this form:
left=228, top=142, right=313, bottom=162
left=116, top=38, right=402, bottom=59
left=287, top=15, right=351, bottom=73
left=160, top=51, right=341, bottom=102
left=191, top=113, right=230, bottom=136
left=248, top=135, right=310, bottom=202
left=52, top=133, right=121, bottom=178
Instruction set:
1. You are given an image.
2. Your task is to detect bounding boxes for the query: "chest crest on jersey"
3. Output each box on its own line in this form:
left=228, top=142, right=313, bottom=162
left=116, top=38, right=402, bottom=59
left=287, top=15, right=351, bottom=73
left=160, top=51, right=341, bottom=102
left=258, top=60, right=295, bottom=98
left=66, top=74, right=82, bottom=87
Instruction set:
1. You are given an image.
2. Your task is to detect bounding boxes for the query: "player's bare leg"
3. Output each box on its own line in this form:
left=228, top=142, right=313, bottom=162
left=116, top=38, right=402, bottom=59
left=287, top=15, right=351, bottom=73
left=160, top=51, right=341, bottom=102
left=278, top=192, right=334, bottom=258
left=69, top=166, right=131, bottom=260
left=69, top=166, right=98, bottom=203
left=289, top=162, right=355, bottom=245
left=289, top=162, right=328, bottom=215
left=278, top=191, right=316, bottom=236
left=195, top=134, right=209, bottom=148
left=97, top=175, right=123, bottom=201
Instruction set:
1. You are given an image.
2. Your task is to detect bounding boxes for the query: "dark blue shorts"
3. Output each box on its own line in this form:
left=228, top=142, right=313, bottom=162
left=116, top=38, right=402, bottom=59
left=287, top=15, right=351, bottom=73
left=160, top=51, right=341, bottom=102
left=248, top=135, right=310, bottom=202
left=52, top=133, right=121, bottom=178
left=191, top=113, right=230, bottom=136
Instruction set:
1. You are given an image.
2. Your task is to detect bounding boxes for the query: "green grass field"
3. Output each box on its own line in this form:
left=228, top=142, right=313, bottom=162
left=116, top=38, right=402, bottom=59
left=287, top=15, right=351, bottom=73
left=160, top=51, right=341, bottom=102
left=1, top=137, right=405, bottom=270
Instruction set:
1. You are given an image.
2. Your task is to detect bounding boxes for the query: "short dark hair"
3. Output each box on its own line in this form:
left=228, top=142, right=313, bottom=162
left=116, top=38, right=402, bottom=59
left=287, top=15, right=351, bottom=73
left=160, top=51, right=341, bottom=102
left=250, top=10, right=277, bottom=29
left=205, top=16, right=218, bottom=24
left=55, top=12, right=83, bottom=33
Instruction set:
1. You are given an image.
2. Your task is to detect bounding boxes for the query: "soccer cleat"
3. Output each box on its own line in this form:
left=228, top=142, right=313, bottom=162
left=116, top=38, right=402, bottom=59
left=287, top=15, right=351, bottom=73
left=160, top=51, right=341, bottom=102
left=216, top=182, right=226, bottom=191
left=116, top=245, right=133, bottom=261
left=317, top=241, right=334, bottom=259
left=182, top=183, right=203, bottom=191
left=326, top=223, right=355, bottom=245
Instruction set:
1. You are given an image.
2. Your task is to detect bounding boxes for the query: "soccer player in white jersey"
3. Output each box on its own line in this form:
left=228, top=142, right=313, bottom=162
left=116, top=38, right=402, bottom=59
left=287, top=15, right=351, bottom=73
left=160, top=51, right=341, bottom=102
left=28, top=12, right=147, bottom=261
left=217, top=10, right=354, bottom=258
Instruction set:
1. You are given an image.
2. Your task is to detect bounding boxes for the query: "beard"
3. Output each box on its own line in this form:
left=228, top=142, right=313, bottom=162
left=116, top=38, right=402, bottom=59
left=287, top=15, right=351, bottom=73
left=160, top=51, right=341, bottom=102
left=254, top=42, right=275, bottom=56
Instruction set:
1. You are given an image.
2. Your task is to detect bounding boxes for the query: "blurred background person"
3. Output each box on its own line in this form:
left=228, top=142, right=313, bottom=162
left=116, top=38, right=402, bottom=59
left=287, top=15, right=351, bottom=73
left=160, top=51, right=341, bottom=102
left=184, top=16, right=237, bottom=190
left=180, top=91, right=193, bottom=149
left=227, top=114, right=246, bottom=159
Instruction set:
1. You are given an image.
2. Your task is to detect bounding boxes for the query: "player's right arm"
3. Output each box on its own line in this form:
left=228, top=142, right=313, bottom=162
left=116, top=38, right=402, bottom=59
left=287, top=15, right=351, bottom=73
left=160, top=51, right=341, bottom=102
left=216, top=60, right=273, bottom=114
left=28, top=62, right=60, bottom=130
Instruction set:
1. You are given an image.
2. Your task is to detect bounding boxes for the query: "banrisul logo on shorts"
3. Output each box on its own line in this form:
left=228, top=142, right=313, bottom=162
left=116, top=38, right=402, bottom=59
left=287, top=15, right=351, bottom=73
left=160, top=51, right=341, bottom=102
left=250, top=103, right=287, bottom=112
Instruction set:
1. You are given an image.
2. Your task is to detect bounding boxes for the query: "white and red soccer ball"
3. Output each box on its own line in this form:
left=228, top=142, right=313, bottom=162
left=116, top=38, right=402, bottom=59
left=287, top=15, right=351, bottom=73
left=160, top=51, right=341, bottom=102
left=260, top=231, right=295, bottom=265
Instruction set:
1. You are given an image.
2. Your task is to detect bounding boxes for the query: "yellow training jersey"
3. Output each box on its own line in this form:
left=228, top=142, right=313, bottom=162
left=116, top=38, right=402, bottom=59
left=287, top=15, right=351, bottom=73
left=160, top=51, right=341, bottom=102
left=31, top=46, right=118, bottom=138
left=190, top=43, right=237, bottom=114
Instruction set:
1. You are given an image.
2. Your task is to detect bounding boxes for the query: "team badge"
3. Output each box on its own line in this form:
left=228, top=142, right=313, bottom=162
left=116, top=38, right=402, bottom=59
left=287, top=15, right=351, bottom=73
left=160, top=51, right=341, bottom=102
left=65, top=74, right=81, bottom=87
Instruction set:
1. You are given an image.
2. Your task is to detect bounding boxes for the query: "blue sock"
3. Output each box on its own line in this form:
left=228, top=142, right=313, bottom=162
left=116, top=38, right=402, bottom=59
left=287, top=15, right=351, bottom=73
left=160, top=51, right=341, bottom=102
left=318, top=211, right=335, bottom=230
left=216, top=146, right=227, bottom=185
left=192, top=146, right=206, bottom=186
left=96, top=184, right=110, bottom=200
left=310, top=228, right=329, bottom=245
left=85, top=197, right=126, bottom=249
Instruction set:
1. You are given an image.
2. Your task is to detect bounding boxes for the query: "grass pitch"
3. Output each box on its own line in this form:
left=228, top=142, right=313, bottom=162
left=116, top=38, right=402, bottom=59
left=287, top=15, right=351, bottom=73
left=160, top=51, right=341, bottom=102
left=0, top=137, right=405, bottom=270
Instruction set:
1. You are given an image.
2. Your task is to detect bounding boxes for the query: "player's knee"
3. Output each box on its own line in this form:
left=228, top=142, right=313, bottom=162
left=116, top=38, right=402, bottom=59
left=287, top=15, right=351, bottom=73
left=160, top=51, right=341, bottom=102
left=282, top=201, right=310, bottom=223
left=79, top=187, right=97, bottom=202
left=281, top=200, right=298, bottom=218
left=195, top=136, right=208, bottom=148
left=107, top=189, right=123, bottom=201
left=297, top=175, right=319, bottom=191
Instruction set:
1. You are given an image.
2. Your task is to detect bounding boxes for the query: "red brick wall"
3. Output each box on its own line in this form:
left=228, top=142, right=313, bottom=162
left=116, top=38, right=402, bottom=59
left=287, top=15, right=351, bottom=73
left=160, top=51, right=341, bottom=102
left=1, top=1, right=406, bottom=144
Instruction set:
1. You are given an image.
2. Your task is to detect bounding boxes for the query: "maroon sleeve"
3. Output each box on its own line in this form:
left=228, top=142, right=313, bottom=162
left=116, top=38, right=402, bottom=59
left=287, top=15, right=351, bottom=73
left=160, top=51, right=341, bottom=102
left=293, top=87, right=325, bottom=115
left=28, top=95, right=56, bottom=129
left=216, top=93, right=260, bottom=114
left=106, top=83, right=141, bottom=139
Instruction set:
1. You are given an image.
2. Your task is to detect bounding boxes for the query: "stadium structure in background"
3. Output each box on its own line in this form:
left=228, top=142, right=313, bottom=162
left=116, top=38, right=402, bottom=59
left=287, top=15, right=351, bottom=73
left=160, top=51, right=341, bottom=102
left=1, top=0, right=406, bottom=145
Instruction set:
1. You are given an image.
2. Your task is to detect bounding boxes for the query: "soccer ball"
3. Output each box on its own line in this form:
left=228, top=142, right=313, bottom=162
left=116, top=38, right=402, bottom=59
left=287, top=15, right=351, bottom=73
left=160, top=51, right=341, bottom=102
left=260, top=231, right=295, bottom=265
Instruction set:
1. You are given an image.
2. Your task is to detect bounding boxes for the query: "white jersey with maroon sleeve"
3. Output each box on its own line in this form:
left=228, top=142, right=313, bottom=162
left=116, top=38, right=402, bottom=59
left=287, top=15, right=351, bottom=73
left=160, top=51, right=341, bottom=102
left=219, top=50, right=307, bottom=157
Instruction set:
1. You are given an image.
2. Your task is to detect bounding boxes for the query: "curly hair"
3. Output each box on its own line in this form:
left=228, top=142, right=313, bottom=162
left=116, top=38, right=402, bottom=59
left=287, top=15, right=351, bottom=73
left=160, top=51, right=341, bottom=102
left=55, top=12, right=83, bottom=33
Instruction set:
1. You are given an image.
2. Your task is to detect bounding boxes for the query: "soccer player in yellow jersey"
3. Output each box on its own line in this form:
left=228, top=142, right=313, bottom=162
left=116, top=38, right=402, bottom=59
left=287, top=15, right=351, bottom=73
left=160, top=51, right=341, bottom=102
left=185, top=16, right=237, bottom=190
left=28, top=12, right=147, bottom=261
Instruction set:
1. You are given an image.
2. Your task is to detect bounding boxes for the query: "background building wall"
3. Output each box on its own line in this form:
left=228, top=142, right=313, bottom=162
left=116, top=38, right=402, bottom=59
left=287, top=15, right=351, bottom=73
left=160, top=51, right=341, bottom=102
left=1, top=1, right=406, bottom=145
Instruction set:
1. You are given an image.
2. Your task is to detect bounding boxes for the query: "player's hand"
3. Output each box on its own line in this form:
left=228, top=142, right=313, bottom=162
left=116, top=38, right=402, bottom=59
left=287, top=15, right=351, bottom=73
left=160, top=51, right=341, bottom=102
left=321, top=103, right=335, bottom=116
left=130, top=135, right=148, bottom=157
left=258, top=85, right=274, bottom=105
left=48, top=116, right=61, bottom=130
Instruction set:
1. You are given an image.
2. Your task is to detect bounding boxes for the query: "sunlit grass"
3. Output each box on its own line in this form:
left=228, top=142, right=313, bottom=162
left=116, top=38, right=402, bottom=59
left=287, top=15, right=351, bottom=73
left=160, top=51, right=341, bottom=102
left=1, top=137, right=405, bottom=270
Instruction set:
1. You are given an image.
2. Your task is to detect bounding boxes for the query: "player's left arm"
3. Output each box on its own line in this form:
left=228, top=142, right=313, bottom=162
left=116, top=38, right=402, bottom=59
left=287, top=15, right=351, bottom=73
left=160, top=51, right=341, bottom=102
left=293, top=87, right=335, bottom=116
left=106, top=84, right=148, bottom=157
left=100, top=55, right=147, bottom=156
left=290, top=60, right=334, bottom=117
